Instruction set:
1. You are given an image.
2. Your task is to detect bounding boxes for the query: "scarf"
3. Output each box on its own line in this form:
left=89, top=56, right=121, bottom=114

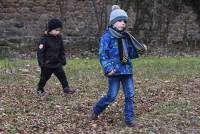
left=109, top=27, right=145, bottom=64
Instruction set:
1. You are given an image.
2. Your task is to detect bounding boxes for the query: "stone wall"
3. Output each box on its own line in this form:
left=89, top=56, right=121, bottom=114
left=0, top=0, right=200, bottom=55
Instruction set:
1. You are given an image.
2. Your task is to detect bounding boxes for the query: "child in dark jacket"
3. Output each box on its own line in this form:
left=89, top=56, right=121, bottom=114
left=37, top=17, right=75, bottom=96
left=90, top=5, right=147, bottom=127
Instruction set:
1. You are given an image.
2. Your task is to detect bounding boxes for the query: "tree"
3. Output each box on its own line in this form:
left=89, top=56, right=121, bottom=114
left=90, top=0, right=110, bottom=37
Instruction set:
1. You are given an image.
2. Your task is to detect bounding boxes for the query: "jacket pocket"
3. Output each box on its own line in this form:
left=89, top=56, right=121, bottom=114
left=110, top=60, right=120, bottom=74
left=113, top=64, right=120, bottom=74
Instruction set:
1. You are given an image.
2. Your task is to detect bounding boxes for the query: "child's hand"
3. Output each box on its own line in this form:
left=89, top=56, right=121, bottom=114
left=138, top=44, right=147, bottom=54
left=143, top=44, right=147, bottom=51
left=108, top=69, right=116, bottom=76
left=44, top=31, right=48, bottom=35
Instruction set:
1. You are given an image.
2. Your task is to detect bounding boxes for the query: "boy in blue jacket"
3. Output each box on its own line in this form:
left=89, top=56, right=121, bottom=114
left=90, top=5, right=146, bottom=127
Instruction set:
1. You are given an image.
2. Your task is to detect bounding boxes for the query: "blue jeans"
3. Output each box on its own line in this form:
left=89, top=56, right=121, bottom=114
left=93, top=75, right=135, bottom=123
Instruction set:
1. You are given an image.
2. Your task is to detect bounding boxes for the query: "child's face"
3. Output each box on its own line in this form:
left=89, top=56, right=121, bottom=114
left=113, top=20, right=126, bottom=31
left=49, top=28, right=62, bottom=36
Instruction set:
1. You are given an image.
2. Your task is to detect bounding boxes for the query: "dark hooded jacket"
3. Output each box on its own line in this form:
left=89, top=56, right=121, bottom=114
left=37, top=34, right=66, bottom=68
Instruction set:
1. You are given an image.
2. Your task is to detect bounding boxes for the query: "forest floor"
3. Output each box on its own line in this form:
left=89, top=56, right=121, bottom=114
left=0, top=56, right=200, bottom=133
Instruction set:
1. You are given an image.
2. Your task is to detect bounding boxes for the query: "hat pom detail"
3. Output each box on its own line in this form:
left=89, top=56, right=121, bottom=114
left=112, top=5, right=120, bottom=11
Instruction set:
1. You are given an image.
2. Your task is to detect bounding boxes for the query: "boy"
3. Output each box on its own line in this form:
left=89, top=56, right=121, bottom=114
left=37, top=17, right=75, bottom=96
left=90, top=5, right=146, bottom=127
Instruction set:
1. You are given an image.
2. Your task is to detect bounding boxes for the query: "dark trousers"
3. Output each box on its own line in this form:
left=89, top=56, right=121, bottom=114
left=38, top=66, right=69, bottom=92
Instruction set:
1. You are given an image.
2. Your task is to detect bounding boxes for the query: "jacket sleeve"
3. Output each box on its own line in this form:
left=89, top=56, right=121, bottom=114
left=59, top=38, right=66, bottom=65
left=127, top=39, right=139, bottom=59
left=99, top=36, right=114, bottom=75
left=37, top=37, right=47, bottom=67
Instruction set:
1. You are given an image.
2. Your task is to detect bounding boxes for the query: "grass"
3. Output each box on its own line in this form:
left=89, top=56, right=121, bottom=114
left=0, top=56, right=200, bottom=133
left=135, top=56, right=200, bottom=79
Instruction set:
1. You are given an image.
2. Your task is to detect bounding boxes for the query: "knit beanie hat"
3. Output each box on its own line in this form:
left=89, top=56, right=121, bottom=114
left=47, top=17, right=63, bottom=32
left=109, top=5, right=128, bottom=26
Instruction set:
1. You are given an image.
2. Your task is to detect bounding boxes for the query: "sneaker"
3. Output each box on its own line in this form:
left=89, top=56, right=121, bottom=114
left=125, top=121, right=143, bottom=128
left=37, top=90, right=49, bottom=97
left=89, top=112, right=98, bottom=120
left=63, top=88, right=76, bottom=95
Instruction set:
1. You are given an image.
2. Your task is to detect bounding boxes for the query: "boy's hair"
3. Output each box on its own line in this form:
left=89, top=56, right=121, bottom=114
left=109, top=5, right=128, bottom=26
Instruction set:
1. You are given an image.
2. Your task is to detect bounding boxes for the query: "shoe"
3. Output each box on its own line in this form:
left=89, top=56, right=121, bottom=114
left=89, top=112, right=98, bottom=120
left=37, top=90, right=49, bottom=97
left=125, top=121, right=143, bottom=128
left=63, top=88, right=76, bottom=94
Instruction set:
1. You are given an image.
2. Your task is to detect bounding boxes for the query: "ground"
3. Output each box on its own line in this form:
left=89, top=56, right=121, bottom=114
left=0, top=56, right=200, bottom=134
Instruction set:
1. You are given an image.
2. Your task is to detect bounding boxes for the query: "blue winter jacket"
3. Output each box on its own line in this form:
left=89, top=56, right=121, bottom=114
left=99, top=30, right=139, bottom=76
